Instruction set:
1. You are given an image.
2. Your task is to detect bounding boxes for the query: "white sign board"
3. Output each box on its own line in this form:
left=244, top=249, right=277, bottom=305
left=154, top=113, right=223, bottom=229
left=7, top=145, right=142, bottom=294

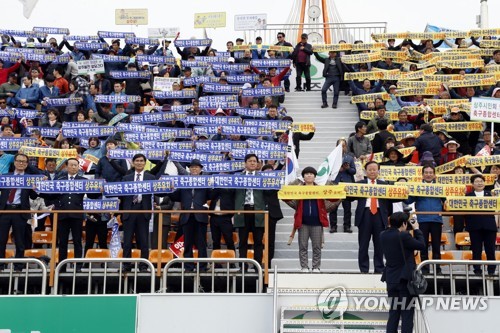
left=470, top=97, right=500, bottom=122
left=77, top=59, right=105, bottom=75
left=234, top=14, right=267, bottom=31
left=153, top=77, right=180, bottom=92
left=115, top=8, right=148, bottom=25
left=148, top=27, right=179, bottom=39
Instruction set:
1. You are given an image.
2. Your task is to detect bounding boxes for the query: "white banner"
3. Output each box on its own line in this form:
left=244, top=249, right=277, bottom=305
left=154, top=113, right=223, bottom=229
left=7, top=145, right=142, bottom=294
left=470, top=97, right=500, bottom=123
left=153, top=77, right=180, bottom=92
left=234, top=14, right=267, bottom=31
left=77, top=59, right=105, bottom=75
left=148, top=27, right=179, bottom=39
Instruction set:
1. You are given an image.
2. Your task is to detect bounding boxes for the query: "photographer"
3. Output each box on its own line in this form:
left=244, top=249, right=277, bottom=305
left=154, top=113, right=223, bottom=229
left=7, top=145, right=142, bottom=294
left=380, top=212, right=426, bottom=333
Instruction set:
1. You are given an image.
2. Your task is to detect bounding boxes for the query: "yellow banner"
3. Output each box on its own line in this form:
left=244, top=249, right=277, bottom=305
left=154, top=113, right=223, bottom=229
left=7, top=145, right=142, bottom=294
left=379, top=165, right=422, bottom=179
left=397, top=81, right=442, bottom=89
left=436, top=174, right=496, bottom=186
left=278, top=185, right=346, bottom=200
left=409, top=51, right=435, bottom=61
left=435, top=155, right=470, bottom=174
left=402, top=105, right=447, bottom=116
left=371, top=32, right=409, bottom=40
left=432, top=121, right=484, bottom=132
left=392, top=130, right=421, bottom=142
left=194, top=12, right=226, bottom=28
left=85, top=154, right=100, bottom=165
left=466, top=155, right=500, bottom=167
left=406, top=32, right=446, bottom=40
left=275, top=122, right=315, bottom=133
left=480, top=40, right=500, bottom=48
left=360, top=111, right=399, bottom=121
left=380, top=69, right=403, bottom=81
left=344, top=183, right=408, bottom=199
left=470, top=28, right=500, bottom=36
left=402, top=67, right=437, bottom=80
left=442, top=31, right=471, bottom=39
left=19, top=146, right=78, bottom=159
left=372, top=147, right=416, bottom=163
left=424, top=99, right=469, bottom=107
left=341, top=52, right=382, bottom=64
left=312, top=44, right=353, bottom=52
left=380, top=50, right=409, bottom=60
left=268, top=45, right=294, bottom=52
left=351, top=92, right=391, bottom=104
left=423, top=74, right=463, bottom=82
left=446, top=197, right=500, bottom=211
left=436, top=53, right=482, bottom=61
left=479, top=49, right=496, bottom=57
left=344, top=71, right=384, bottom=81
left=485, top=64, right=500, bottom=73
left=448, top=78, right=496, bottom=88
left=437, top=59, right=485, bottom=69
left=407, top=182, right=466, bottom=197
left=350, top=42, right=387, bottom=51
left=395, top=87, right=440, bottom=97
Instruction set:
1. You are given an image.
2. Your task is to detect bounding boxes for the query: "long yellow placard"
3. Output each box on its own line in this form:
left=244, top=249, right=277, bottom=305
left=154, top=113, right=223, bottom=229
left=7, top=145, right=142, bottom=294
left=382, top=174, right=496, bottom=185
left=435, top=156, right=470, bottom=174
left=275, top=123, right=315, bottom=133
left=351, top=92, right=391, bottom=104
left=480, top=40, right=500, bottom=48
left=447, top=78, right=496, bottom=88
left=466, top=155, right=500, bottom=167
left=437, top=59, right=485, bottom=69
left=432, top=122, right=484, bottom=132
left=360, top=111, right=399, bottom=121
left=312, top=43, right=353, bottom=52
left=407, top=182, right=466, bottom=197
left=401, top=67, right=437, bottom=80
left=379, top=165, right=421, bottom=179
left=395, top=87, right=440, bottom=97
left=19, top=146, right=78, bottom=158
left=371, top=147, right=416, bottom=163
left=424, top=99, right=470, bottom=107
left=446, top=197, right=500, bottom=211
left=344, top=71, right=384, bottom=81
left=423, top=74, right=463, bottom=82
left=350, top=43, right=387, bottom=51
left=392, top=130, right=421, bottom=142
left=344, top=183, right=408, bottom=199
left=397, top=81, right=442, bottom=89
left=277, top=185, right=346, bottom=200
left=341, top=52, right=382, bottom=64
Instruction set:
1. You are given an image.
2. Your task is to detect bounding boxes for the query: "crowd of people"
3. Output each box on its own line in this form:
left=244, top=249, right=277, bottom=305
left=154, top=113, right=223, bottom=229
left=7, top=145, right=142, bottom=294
left=0, top=26, right=499, bottom=282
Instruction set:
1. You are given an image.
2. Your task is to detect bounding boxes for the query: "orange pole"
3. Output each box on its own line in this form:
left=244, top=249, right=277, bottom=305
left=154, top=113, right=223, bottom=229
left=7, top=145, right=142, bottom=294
left=321, top=0, right=332, bottom=43
left=297, top=0, right=307, bottom=43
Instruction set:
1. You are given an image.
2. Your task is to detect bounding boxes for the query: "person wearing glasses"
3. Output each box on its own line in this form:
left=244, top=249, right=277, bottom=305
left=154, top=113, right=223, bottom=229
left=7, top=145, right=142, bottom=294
left=0, top=153, right=39, bottom=270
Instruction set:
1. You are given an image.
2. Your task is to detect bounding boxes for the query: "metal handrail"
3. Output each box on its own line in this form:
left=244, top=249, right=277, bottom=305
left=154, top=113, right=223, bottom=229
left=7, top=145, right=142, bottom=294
left=54, top=258, right=155, bottom=295
left=162, top=258, right=263, bottom=293
left=417, top=259, right=500, bottom=296
left=0, top=258, right=47, bottom=295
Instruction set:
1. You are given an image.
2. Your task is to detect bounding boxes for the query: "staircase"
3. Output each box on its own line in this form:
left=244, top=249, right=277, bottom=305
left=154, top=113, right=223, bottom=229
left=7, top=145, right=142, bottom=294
left=273, top=90, right=362, bottom=272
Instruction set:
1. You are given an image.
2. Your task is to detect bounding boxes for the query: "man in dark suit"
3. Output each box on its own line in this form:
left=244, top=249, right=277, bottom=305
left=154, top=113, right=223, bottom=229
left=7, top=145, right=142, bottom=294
left=291, top=33, right=313, bottom=91
left=209, top=188, right=235, bottom=252
left=51, top=158, right=93, bottom=269
left=121, top=154, right=157, bottom=271
left=347, top=161, right=394, bottom=273
left=168, top=159, right=212, bottom=271
left=381, top=212, right=426, bottom=333
left=0, top=153, right=38, bottom=270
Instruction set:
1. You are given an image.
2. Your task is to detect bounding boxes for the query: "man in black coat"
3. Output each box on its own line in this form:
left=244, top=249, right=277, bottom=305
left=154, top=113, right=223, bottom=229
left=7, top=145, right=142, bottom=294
left=0, top=153, right=39, bottom=270
left=380, top=212, right=426, bottom=333
left=413, top=124, right=443, bottom=166
left=291, top=33, right=313, bottom=91
left=313, top=51, right=344, bottom=108
left=209, top=188, right=235, bottom=252
left=121, top=154, right=157, bottom=271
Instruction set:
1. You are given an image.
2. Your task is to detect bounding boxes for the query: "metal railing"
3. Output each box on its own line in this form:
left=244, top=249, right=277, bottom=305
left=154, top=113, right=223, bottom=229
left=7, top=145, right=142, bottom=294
left=242, top=22, right=387, bottom=45
left=1, top=209, right=270, bottom=292
left=162, top=258, right=263, bottom=293
left=53, top=258, right=155, bottom=295
left=0, top=258, right=47, bottom=295
left=417, top=259, right=500, bottom=296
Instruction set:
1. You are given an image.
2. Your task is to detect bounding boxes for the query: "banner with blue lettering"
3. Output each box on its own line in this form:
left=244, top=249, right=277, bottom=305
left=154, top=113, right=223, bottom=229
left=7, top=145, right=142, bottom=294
left=14, top=108, right=43, bottom=119
left=145, top=127, right=192, bottom=137
left=242, top=87, right=285, bottom=97
left=74, top=42, right=107, bottom=50
left=94, top=95, right=141, bottom=103
left=115, top=123, right=148, bottom=133
left=0, top=29, right=45, bottom=38
left=244, top=119, right=290, bottom=131
left=153, top=90, right=197, bottom=99
left=109, top=149, right=166, bottom=160
left=202, top=83, right=242, bottom=94
left=231, top=148, right=286, bottom=160
left=98, top=31, right=136, bottom=39
left=62, top=122, right=99, bottom=128
left=194, top=140, right=247, bottom=152
left=124, top=129, right=191, bottom=142
left=83, top=199, right=120, bottom=211
left=171, top=104, right=193, bottom=112
left=250, top=59, right=292, bottom=68
left=184, top=115, right=242, bottom=126
left=181, top=60, right=209, bottom=68
left=168, top=151, right=225, bottom=163
left=195, top=56, right=229, bottom=62
left=109, top=71, right=151, bottom=79
left=25, top=127, right=60, bottom=137
left=65, top=35, right=100, bottom=41
left=160, top=175, right=213, bottom=188
left=62, top=126, right=115, bottom=138
left=161, top=174, right=282, bottom=189
left=0, top=52, right=20, bottom=63
left=246, top=138, right=287, bottom=151
left=103, top=180, right=173, bottom=196
left=0, top=174, right=45, bottom=189
left=202, top=161, right=245, bottom=173
left=136, top=55, right=175, bottom=64
left=45, top=98, right=83, bottom=106
left=198, top=101, right=239, bottom=109
left=174, top=39, right=212, bottom=47
left=199, top=95, right=238, bottom=103
left=221, top=125, right=272, bottom=136
left=125, top=37, right=159, bottom=45
left=33, top=27, right=70, bottom=35
left=183, top=76, right=219, bottom=86
left=92, top=54, right=130, bottom=63
left=193, top=126, right=219, bottom=136
left=211, top=63, right=250, bottom=72
left=35, top=179, right=104, bottom=193
left=226, top=75, right=260, bottom=84
left=140, top=141, right=193, bottom=150
left=0, top=138, right=38, bottom=151
left=23, top=53, right=62, bottom=64
left=30, top=42, right=51, bottom=48
left=4, top=47, right=44, bottom=54
left=129, top=112, right=176, bottom=123
left=235, top=107, right=267, bottom=118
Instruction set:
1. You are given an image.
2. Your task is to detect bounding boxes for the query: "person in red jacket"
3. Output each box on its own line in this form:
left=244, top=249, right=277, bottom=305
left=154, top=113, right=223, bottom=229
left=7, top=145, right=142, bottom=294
left=290, top=167, right=336, bottom=273
left=0, top=59, right=22, bottom=85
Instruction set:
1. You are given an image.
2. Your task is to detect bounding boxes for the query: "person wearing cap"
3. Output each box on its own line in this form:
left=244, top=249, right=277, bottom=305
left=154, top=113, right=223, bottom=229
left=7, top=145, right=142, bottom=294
left=0, top=72, right=20, bottom=103
left=445, top=106, right=472, bottom=154
left=381, top=147, right=406, bottom=166
left=0, top=58, right=21, bottom=85
left=168, top=159, right=212, bottom=271
left=275, top=32, right=293, bottom=92
left=291, top=33, right=313, bottom=91
left=386, top=86, right=418, bottom=112
left=174, top=34, right=212, bottom=60
left=313, top=49, right=343, bottom=108
left=413, top=124, right=443, bottom=166
left=392, top=110, right=415, bottom=131
left=440, top=140, right=463, bottom=166
left=251, top=37, right=266, bottom=59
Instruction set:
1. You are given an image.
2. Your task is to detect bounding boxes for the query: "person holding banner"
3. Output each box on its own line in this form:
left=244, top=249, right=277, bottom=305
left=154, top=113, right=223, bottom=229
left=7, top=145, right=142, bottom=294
left=404, top=165, right=444, bottom=274
left=466, top=174, right=497, bottom=276
left=0, top=153, right=39, bottom=270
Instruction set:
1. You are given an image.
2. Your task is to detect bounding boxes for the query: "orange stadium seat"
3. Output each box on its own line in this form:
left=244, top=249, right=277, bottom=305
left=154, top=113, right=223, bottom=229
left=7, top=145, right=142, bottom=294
left=211, top=249, right=236, bottom=259
left=5, top=249, right=15, bottom=258
left=32, top=231, right=53, bottom=245
left=118, top=249, right=141, bottom=258
left=85, top=249, right=110, bottom=258
left=24, top=249, right=47, bottom=258
left=149, top=250, right=173, bottom=265
left=455, top=232, right=471, bottom=249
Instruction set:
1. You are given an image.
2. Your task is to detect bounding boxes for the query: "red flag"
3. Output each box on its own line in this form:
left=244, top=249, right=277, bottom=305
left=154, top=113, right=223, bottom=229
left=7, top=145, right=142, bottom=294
left=475, top=145, right=491, bottom=157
